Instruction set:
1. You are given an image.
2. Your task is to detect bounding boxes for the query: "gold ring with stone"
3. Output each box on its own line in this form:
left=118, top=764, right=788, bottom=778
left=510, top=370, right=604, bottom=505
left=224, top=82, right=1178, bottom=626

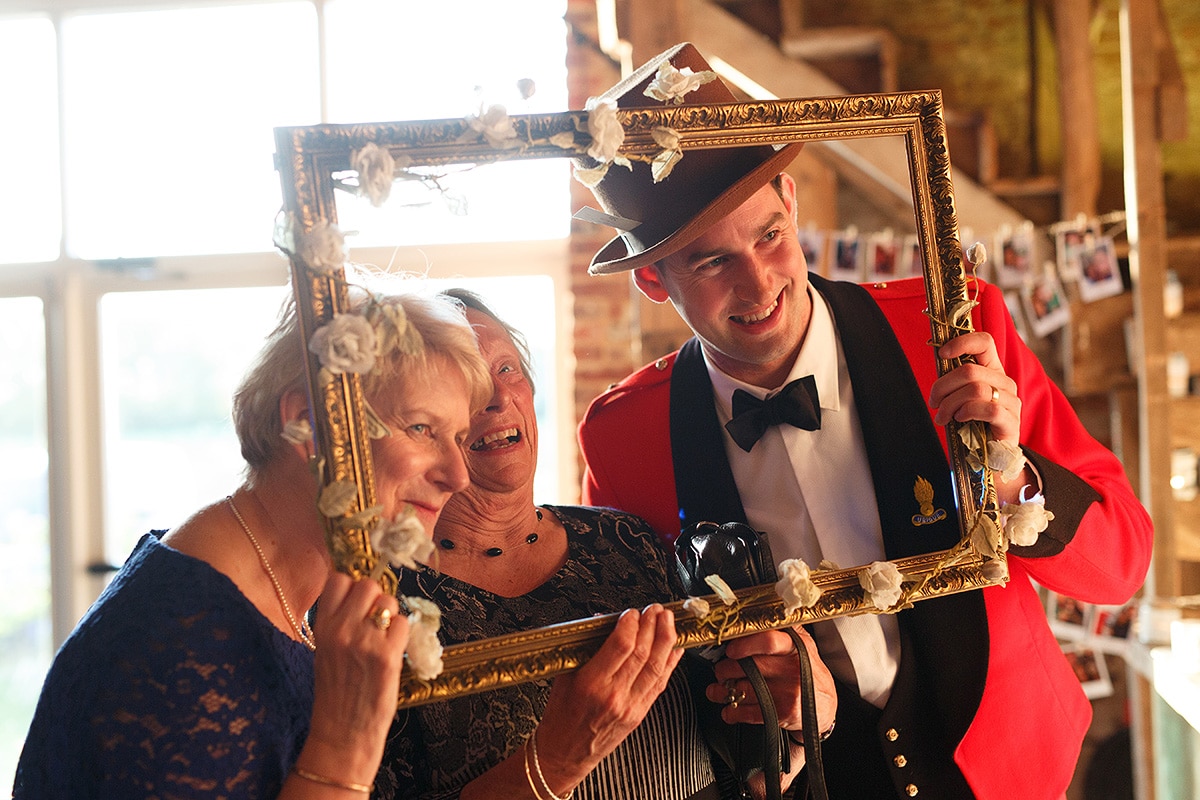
left=369, top=606, right=393, bottom=631
left=723, top=680, right=745, bottom=708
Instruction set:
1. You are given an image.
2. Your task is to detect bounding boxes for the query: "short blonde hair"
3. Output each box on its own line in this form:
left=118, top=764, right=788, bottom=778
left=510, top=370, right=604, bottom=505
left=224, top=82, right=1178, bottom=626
left=233, top=274, right=490, bottom=476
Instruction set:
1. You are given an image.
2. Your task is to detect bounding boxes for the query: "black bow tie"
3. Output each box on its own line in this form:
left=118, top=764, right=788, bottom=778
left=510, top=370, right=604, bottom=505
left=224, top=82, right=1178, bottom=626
left=724, top=375, right=821, bottom=452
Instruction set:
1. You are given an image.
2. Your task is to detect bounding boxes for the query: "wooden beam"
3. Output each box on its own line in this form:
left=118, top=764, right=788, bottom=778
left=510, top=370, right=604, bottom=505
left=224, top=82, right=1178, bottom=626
left=1153, top=0, right=1189, bottom=142
left=616, top=0, right=686, bottom=67
left=1052, top=0, right=1102, bottom=218
left=1121, top=0, right=1177, bottom=598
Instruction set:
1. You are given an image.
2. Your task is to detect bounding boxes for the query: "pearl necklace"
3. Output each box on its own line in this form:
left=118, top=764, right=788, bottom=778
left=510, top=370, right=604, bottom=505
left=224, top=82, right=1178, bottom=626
left=226, top=496, right=316, bottom=651
left=439, top=508, right=543, bottom=557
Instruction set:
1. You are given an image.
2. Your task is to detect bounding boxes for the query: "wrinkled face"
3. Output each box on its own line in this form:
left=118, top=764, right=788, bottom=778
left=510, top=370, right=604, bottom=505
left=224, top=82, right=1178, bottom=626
left=635, top=176, right=814, bottom=388
left=461, top=309, right=538, bottom=496
left=368, top=355, right=473, bottom=533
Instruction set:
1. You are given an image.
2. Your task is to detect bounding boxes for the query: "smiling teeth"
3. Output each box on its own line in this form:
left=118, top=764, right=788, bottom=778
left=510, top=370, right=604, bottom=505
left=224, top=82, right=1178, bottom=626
left=734, top=300, right=777, bottom=324
left=471, top=427, right=520, bottom=451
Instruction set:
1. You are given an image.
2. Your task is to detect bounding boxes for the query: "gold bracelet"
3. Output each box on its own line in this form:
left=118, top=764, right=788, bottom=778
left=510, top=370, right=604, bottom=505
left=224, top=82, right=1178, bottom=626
left=291, top=766, right=373, bottom=794
left=528, top=729, right=574, bottom=800
left=523, top=737, right=548, bottom=800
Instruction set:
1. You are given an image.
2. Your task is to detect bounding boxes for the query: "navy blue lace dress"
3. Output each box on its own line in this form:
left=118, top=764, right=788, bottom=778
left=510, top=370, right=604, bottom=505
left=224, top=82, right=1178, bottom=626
left=13, top=533, right=315, bottom=799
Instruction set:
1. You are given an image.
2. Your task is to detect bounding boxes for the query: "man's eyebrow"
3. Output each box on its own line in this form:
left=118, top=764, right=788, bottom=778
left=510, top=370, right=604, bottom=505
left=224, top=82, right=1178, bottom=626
left=674, top=211, right=789, bottom=269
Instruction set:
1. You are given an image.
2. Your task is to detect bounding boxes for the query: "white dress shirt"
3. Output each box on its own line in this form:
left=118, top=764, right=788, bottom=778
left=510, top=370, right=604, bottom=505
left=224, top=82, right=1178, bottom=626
left=705, top=286, right=900, bottom=707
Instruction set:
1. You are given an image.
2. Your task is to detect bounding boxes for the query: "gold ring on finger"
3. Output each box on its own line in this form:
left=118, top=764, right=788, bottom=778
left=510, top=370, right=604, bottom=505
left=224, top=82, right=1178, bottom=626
left=991, top=387, right=1000, bottom=403
left=369, top=606, right=393, bottom=631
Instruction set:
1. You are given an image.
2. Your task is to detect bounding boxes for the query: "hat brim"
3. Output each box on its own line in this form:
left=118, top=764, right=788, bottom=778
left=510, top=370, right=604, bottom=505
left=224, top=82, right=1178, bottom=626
left=587, top=141, right=803, bottom=276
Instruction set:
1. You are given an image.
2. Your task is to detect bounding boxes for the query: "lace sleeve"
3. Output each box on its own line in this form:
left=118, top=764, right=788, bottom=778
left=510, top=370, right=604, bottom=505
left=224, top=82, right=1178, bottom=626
left=88, top=606, right=297, bottom=799
left=15, top=536, right=312, bottom=800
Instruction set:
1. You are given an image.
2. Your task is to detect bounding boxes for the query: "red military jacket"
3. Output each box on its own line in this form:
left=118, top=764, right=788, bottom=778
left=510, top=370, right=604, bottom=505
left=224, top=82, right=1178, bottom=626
left=578, top=275, right=1152, bottom=800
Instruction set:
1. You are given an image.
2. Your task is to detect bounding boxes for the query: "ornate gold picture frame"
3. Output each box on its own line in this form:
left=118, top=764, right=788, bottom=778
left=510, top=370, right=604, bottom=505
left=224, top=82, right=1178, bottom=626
left=274, top=90, right=1006, bottom=709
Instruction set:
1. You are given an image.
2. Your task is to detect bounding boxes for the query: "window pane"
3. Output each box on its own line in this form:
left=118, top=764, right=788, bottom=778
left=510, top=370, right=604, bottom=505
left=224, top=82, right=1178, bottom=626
left=100, top=286, right=290, bottom=564
left=0, top=298, right=49, bottom=784
left=0, top=18, right=60, bottom=265
left=324, top=0, right=570, bottom=244
left=62, top=4, right=320, bottom=260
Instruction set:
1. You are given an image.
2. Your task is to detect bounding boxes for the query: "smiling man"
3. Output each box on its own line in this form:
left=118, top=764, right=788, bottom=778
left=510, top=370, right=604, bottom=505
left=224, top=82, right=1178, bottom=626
left=576, top=43, right=1152, bottom=800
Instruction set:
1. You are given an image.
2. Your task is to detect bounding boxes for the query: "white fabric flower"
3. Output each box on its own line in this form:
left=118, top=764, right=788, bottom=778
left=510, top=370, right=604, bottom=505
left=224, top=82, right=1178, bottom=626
left=371, top=506, right=434, bottom=569
left=352, top=142, right=396, bottom=207
left=309, top=313, right=377, bottom=375
left=986, top=439, right=1028, bottom=483
left=704, top=574, right=738, bottom=606
left=982, top=557, right=1010, bottom=584
left=683, top=597, right=711, bottom=619
left=404, top=596, right=444, bottom=680
left=776, top=558, right=823, bottom=613
left=1000, top=486, right=1055, bottom=547
left=467, top=104, right=518, bottom=149
left=296, top=220, right=347, bottom=275
left=281, top=418, right=312, bottom=446
left=966, top=241, right=988, bottom=267
left=584, top=97, right=625, bottom=163
left=859, top=561, right=905, bottom=611
left=643, top=62, right=718, bottom=104
left=316, top=479, right=359, bottom=518
left=572, top=161, right=611, bottom=188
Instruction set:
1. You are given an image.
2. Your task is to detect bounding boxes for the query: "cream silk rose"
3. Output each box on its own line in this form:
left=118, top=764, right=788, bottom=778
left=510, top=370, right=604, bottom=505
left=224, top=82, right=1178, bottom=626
left=1000, top=486, right=1055, bottom=547
left=859, top=560, right=905, bottom=611
left=642, top=62, right=717, bottom=104
left=403, top=596, right=445, bottom=680
left=370, top=506, right=435, bottom=570
left=309, top=313, right=377, bottom=375
left=352, top=142, right=396, bottom=207
left=467, top=103, right=519, bottom=149
left=296, top=220, right=347, bottom=275
left=775, top=558, right=822, bottom=613
left=584, top=96, right=625, bottom=163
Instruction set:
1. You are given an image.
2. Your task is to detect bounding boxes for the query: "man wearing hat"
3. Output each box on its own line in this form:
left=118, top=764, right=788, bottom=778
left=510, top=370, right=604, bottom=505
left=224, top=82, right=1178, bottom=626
left=577, top=43, right=1152, bottom=800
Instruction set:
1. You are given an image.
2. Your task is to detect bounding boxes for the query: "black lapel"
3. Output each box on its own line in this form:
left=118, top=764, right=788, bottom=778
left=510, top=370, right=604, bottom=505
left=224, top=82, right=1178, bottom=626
left=669, top=338, right=748, bottom=531
left=810, top=274, right=961, bottom=558
left=810, top=274, right=987, bottom=745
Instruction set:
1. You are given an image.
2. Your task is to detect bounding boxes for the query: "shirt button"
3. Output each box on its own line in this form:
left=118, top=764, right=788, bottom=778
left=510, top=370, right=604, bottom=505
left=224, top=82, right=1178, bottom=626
left=906, top=784, right=919, bottom=796
left=655, top=358, right=669, bottom=370
left=894, top=755, right=907, bottom=768
left=886, top=728, right=900, bottom=742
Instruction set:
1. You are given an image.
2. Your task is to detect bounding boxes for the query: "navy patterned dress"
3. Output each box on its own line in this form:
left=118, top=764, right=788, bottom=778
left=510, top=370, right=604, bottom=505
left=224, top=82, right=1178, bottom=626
left=373, top=505, right=716, bottom=800
left=14, top=533, right=315, bottom=799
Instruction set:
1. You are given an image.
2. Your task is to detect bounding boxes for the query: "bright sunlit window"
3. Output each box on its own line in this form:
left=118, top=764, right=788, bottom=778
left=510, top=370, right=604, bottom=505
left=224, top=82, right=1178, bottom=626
left=61, top=3, right=321, bottom=259
left=324, top=0, right=570, bottom=246
left=0, top=18, right=60, bottom=265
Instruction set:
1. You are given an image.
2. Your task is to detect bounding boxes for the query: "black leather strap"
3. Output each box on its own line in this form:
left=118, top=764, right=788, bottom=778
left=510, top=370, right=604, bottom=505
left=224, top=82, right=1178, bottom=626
left=782, top=628, right=828, bottom=800
left=738, top=656, right=783, bottom=800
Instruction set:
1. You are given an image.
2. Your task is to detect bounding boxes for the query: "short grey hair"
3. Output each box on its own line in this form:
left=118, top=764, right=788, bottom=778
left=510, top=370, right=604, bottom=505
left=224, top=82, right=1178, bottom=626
left=233, top=274, right=490, bottom=476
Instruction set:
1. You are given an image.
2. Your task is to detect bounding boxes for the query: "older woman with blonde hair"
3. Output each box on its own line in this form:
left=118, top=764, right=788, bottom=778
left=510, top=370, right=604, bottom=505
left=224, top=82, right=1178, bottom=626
left=14, top=279, right=490, bottom=799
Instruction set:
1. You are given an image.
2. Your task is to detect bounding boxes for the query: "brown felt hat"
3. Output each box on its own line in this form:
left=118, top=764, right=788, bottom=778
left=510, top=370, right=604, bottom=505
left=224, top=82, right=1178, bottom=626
left=576, top=42, right=802, bottom=275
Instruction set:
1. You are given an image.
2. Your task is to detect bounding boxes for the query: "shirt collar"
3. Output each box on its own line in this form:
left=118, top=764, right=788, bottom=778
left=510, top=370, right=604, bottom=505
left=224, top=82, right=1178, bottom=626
left=706, top=284, right=842, bottom=420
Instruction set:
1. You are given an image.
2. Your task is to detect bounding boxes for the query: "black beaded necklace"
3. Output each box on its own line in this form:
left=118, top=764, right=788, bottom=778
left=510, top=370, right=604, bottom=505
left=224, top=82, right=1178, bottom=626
left=439, top=508, right=543, bottom=557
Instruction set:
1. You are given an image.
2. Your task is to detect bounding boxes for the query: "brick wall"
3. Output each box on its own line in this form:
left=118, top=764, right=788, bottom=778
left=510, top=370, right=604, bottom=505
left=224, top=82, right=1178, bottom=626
left=565, top=0, right=642, bottom=445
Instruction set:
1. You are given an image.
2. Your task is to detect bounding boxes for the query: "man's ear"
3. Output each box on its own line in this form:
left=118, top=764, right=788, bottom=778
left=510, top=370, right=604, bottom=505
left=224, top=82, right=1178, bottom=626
left=777, top=171, right=798, bottom=224
left=632, top=265, right=670, bottom=303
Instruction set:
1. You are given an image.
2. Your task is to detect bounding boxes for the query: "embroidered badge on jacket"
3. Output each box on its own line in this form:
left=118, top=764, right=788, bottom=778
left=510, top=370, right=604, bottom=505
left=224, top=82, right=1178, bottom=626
left=912, top=475, right=948, bottom=526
